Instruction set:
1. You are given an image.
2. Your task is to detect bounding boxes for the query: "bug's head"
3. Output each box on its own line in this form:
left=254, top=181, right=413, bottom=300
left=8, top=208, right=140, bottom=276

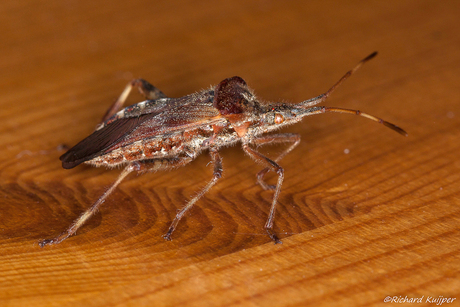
left=255, top=102, right=308, bottom=133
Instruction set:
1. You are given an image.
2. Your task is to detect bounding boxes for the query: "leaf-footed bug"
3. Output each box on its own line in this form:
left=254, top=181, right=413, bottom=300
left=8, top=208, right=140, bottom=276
left=39, top=52, right=407, bottom=247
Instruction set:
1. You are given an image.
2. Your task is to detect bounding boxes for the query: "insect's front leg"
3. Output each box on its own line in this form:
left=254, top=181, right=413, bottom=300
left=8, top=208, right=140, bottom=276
left=164, top=147, right=223, bottom=241
left=252, top=133, right=300, bottom=191
left=101, top=79, right=168, bottom=123
left=242, top=143, right=284, bottom=244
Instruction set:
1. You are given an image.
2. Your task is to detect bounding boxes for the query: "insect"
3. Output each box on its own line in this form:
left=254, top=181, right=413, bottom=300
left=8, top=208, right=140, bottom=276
left=39, top=52, right=407, bottom=247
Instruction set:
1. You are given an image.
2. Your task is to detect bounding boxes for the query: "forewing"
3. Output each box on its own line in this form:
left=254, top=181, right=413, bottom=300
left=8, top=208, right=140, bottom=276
left=60, top=116, right=144, bottom=169
left=107, top=93, right=224, bottom=152
left=60, top=90, right=222, bottom=169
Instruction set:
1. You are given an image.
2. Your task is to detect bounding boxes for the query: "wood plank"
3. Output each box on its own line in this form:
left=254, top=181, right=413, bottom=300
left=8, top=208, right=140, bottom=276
left=1, top=1, right=459, bottom=306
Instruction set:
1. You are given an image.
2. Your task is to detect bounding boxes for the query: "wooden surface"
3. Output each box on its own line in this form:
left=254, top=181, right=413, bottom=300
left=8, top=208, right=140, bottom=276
left=1, top=1, right=460, bottom=306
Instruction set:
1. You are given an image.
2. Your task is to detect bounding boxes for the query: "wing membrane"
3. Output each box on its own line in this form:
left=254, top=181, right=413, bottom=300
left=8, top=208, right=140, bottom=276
left=60, top=91, right=222, bottom=169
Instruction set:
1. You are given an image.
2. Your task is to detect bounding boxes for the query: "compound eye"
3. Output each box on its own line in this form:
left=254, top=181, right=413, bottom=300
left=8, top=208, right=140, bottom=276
left=274, top=113, right=284, bottom=124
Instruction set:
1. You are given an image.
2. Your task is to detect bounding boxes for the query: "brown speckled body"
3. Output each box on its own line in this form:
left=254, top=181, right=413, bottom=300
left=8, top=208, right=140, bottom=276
left=40, top=53, right=407, bottom=247
left=88, top=125, right=230, bottom=167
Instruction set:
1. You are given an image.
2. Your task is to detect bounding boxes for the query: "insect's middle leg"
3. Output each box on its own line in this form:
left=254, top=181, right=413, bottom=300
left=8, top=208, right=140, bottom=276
left=101, top=79, right=168, bottom=123
left=252, top=133, right=300, bottom=191
left=164, top=148, right=223, bottom=241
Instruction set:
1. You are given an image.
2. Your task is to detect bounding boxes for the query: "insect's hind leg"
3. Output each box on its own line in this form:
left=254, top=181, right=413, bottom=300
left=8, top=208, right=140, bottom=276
left=39, top=162, right=140, bottom=247
left=39, top=157, right=195, bottom=247
left=101, top=79, right=168, bottom=123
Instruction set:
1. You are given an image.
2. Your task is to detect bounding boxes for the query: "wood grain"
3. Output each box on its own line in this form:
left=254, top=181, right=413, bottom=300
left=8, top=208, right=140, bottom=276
left=1, top=1, right=460, bottom=306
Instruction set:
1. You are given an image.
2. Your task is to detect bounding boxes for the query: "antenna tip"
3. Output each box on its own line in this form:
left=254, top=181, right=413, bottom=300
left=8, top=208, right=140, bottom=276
left=363, top=51, right=378, bottom=63
left=383, top=121, right=408, bottom=136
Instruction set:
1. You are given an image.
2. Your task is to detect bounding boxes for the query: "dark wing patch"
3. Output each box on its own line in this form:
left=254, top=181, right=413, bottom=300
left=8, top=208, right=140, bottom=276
left=60, top=116, right=144, bottom=169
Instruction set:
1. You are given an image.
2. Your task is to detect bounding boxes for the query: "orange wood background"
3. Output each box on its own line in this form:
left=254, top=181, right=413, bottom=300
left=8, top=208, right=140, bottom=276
left=1, top=1, right=460, bottom=306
